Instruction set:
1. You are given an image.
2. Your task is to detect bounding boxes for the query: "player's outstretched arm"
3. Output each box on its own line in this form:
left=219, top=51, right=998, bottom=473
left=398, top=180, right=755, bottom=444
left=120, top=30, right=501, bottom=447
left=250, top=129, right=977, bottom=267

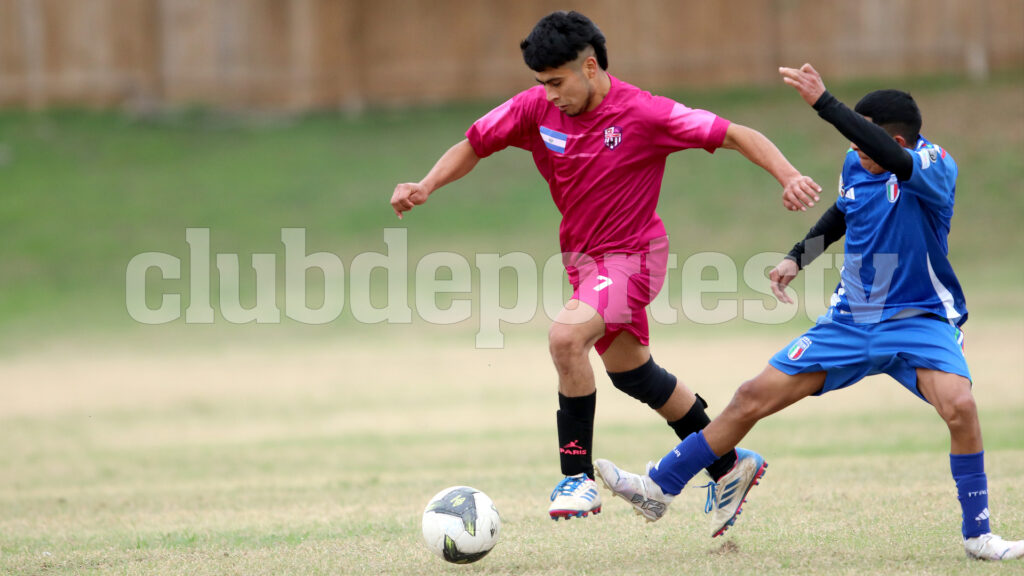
left=721, top=123, right=822, bottom=212
left=391, top=139, right=481, bottom=219
left=772, top=201, right=847, bottom=303
left=785, top=201, right=846, bottom=269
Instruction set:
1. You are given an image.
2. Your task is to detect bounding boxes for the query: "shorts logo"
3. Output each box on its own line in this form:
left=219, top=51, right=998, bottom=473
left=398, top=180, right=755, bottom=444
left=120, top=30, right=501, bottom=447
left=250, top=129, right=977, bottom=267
left=955, top=328, right=965, bottom=352
left=604, top=126, right=622, bottom=150
left=787, top=337, right=812, bottom=360
left=593, top=275, right=613, bottom=291
left=886, top=174, right=900, bottom=203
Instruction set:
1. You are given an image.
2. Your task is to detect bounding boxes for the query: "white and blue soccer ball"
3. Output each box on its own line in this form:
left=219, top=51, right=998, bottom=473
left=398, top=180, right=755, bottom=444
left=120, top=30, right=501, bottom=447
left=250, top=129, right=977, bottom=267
left=421, top=486, right=501, bottom=564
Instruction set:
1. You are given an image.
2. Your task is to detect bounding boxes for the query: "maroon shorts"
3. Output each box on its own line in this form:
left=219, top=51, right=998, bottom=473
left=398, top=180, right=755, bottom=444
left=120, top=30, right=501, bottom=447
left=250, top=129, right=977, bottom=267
left=564, top=237, right=669, bottom=355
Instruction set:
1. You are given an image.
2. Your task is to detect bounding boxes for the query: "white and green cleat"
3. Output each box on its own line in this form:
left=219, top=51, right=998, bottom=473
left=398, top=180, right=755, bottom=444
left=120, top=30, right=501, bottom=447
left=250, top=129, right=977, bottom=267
left=594, top=458, right=674, bottom=522
left=965, top=533, right=1024, bottom=561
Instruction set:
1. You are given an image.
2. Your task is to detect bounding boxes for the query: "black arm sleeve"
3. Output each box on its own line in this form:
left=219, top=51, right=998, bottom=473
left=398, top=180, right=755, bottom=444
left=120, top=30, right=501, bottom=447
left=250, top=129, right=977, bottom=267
left=813, top=91, right=914, bottom=181
left=785, top=201, right=846, bottom=270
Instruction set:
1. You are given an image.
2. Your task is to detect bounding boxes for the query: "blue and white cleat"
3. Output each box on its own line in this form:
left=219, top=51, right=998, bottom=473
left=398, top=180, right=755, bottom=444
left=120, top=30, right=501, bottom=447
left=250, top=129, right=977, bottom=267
left=548, top=473, right=602, bottom=520
left=703, top=448, right=767, bottom=538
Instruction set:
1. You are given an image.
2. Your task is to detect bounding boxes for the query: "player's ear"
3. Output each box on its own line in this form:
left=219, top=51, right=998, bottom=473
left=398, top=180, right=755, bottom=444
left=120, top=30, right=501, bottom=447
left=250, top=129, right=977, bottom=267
left=893, top=134, right=908, bottom=148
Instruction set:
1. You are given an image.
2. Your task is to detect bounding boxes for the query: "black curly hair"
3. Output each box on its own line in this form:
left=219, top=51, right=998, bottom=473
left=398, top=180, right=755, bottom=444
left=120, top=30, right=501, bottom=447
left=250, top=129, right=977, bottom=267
left=854, top=89, right=922, bottom=142
left=520, top=11, right=608, bottom=72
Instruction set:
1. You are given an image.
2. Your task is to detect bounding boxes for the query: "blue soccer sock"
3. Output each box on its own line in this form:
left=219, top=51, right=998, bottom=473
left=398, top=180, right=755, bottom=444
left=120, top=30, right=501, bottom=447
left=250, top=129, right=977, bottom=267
left=950, top=451, right=990, bottom=539
left=648, top=431, right=718, bottom=496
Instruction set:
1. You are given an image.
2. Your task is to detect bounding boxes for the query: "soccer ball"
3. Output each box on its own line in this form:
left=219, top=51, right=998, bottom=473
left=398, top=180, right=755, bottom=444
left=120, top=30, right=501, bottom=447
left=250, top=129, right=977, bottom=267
left=421, top=486, right=501, bottom=564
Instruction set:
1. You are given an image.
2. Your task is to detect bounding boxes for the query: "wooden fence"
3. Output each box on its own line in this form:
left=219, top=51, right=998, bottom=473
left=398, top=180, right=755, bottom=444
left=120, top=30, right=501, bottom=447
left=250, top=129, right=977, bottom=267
left=0, top=0, right=1021, bottom=110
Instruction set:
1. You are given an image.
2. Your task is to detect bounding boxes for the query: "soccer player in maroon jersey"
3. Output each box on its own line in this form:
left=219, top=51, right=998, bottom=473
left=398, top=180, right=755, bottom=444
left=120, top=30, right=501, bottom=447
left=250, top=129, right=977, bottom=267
left=390, top=11, right=820, bottom=534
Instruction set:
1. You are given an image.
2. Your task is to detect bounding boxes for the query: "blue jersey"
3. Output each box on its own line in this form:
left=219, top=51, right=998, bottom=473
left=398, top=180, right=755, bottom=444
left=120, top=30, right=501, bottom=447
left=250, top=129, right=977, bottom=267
left=830, top=137, right=968, bottom=325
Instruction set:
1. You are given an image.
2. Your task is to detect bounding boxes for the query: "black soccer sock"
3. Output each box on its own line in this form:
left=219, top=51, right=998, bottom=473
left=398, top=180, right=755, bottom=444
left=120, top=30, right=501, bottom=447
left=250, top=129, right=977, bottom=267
left=667, top=394, right=737, bottom=481
left=556, top=392, right=596, bottom=479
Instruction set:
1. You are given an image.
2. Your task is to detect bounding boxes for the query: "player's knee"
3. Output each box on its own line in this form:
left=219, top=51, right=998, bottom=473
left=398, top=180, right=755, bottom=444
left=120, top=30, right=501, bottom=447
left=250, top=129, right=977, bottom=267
left=548, top=324, right=587, bottom=367
left=607, top=357, right=676, bottom=410
left=728, top=380, right=768, bottom=422
left=940, top=390, right=978, bottom=427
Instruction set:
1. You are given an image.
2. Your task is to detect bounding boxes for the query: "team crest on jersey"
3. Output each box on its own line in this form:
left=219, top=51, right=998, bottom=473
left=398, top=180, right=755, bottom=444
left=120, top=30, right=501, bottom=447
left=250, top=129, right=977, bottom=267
left=886, top=174, right=900, bottom=203
left=787, top=337, right=812, bottom=361
left=603, top=126, right=622, bottom=150
left=837, top=174, right=856, bottom=200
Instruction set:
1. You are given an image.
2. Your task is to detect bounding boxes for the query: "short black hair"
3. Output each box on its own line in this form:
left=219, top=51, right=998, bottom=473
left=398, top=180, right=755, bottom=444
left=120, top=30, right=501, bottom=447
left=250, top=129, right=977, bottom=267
left=854, top=89, right=922, bottom=142
left=520, top=11, right=608, bottom=72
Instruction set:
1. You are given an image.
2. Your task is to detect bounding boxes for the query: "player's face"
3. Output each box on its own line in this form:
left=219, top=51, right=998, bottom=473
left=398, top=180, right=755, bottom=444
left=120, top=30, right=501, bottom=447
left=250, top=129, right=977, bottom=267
left=851, top=141, right=886, bottom=174
left=535, top=56, right=597, bottom=116
left=851, top=115, right=887, bottom=174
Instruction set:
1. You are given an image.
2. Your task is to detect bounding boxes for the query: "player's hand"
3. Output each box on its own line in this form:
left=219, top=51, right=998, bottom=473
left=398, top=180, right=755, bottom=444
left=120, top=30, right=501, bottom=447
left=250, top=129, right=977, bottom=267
left=779, top=63, right=827, bottom=107
left=781, top=174, right=821, bottom=211
left=769, top=258, right=800, bottom=304
left=390, top=182, right=430, bottom=219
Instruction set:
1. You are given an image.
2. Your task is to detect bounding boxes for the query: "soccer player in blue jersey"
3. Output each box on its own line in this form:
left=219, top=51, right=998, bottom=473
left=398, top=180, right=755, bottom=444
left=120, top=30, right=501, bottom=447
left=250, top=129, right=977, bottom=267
left=594, top=63, right=1024, bottom=560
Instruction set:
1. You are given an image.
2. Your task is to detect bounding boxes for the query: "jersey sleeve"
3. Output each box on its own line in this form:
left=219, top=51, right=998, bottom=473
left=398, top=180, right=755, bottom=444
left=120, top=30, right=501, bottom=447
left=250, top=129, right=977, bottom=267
left=652, top=96, right=731, bottom=153
left=465, top=91, right=536, bottom=158
left=904, top=144, right=957, bottom=210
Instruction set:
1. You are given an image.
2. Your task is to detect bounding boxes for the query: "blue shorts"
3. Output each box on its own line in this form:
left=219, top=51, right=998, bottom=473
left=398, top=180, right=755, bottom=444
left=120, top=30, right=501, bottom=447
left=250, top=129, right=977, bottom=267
left=769, top=315, right=971, bottom=402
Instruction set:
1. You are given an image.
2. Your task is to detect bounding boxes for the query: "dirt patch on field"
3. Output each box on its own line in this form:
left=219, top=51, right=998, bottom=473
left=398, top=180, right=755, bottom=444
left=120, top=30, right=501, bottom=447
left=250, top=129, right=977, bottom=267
left=1, top=322, right=1020, bottom=421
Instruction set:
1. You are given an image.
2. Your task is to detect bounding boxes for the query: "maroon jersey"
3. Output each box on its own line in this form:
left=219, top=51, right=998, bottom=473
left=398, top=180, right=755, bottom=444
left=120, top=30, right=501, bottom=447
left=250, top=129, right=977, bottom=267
left=467, top=74, right=730, bottom=257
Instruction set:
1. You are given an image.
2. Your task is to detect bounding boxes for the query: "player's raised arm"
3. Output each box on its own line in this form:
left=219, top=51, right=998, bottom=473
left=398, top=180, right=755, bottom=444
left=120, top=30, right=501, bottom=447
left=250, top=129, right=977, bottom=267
left=391, top=139, right=481, bottom=219
left=780, top=63, right=914, bottom=180
left=720, top=123, right=822, bottom=212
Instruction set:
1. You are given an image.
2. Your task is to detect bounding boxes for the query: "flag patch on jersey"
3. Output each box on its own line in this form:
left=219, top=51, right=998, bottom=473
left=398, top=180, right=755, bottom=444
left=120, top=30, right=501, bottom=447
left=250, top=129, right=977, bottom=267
left=603, top=126, right=622, bottom=150
left=917, top=144, right=947, bottom=170
left=886, top=174, right=900, bottom=203
left=787, top=337, right=812, bottom=360
left=539, top=126, right=568, bottom=154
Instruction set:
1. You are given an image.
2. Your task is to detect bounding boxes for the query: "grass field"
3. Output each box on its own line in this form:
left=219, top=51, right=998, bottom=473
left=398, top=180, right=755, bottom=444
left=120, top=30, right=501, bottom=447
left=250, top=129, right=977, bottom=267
left=1, top=72, right=1023, bottom=574
left=1, top=326, right=1022, bottom=575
